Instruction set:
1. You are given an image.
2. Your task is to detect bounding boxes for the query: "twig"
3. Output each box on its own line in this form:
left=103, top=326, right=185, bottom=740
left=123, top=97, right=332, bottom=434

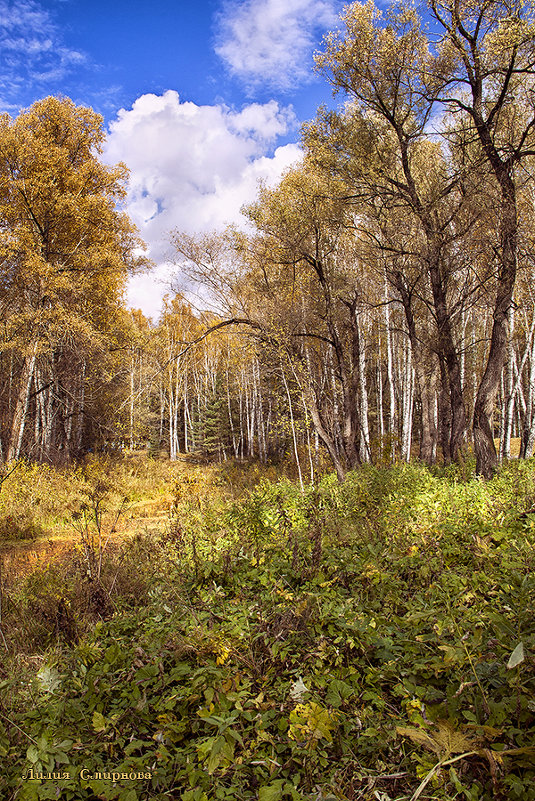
left=0, top=557, right=7, bottom=651
left=410, top=751, right=478, bottom=801
left=0, top=460, right=23, bottom=494
left=0, top=710, right=39, bottom=745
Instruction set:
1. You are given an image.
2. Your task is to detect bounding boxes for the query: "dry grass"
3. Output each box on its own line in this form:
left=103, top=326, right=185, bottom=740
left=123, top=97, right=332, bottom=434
left=493, top=437, right=521, bottom=458
left=0, top=455, right=286, bottom=587
left=0, top=455, right=282, bottom=660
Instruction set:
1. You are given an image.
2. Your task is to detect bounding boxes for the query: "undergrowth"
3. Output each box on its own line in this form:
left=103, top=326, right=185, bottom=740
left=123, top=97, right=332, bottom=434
left=1, top=460, right=534, bottom=800
left=0, top=455, right=302, bottom=544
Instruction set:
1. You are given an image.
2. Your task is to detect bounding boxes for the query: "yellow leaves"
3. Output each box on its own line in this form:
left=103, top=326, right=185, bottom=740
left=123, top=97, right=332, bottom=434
left=288, top=701, right=338, bottom=746
left=215, top=644, right=231, bottom=665
left=397, top=720, right=480, bottom=758
left=397, top=720, right=483, bottom=801
left=0, top=96, right=144, bottom=359
left=398, top=725, right=443, bottom=755
left=484, top=14, right=535, bottom=63
left=437, top=644, right=464, bottom=665
left=363, top=562, right=386, bottom=584
left=398, top=716, right=535, bottom=801
left=246, top=155, right=351, bottom=256
left=92, top=711, right=108, bottom=733
left=92, top=710, right=121, bottom=734
left=197, top=632, right=233, bottom=665
left=275, top=586, right=294, bottom=601
left=197, top=702, right=216, bottom=719
left=0, top=96, right=139, bottom=271
left=317, top=0, right=431, bottom=122
left=405, top=697, right=427, bottom=727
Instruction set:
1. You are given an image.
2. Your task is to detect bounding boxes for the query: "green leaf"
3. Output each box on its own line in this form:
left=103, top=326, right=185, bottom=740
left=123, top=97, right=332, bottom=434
left=104, top=643, right=120, bottom=665
left=124, top=739, right=146, bottom=754
left=507, top=642, right=525, bottom=669
left=26, top=744, right=39, bottom=763
left=119, top=790, right=138, bottom=801
left=87, top=780, right=109, bottom=795
left=15, top=784, right=40, bottom=801
left=206, top=734, right=225, bottom=774
left=57, top=739, right=73, bottom=751
left=325, top=678, right=353, bottom=707
left=258, top=780, right=286, bottom=801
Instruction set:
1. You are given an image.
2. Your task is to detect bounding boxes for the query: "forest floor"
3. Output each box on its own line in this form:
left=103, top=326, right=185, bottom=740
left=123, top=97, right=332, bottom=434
left=1, top=455, right=534, bottom=801
left=0, top=454, right=282, bottom=581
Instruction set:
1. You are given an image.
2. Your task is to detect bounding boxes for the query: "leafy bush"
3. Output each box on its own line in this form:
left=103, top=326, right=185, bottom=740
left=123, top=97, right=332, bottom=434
left=2, top=461, right=535, bottom=800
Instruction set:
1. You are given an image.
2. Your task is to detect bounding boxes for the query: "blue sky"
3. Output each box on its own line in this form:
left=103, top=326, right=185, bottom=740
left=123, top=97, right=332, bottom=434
left=0, top=0, right=344, bottom=316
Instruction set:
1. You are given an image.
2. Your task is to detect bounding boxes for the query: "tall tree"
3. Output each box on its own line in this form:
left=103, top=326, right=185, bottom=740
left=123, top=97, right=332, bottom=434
left=430, top=0, right=535, bottom=475
left=0, top=96, right=143, bottom=461
left=313, top=2, right=470, bottom=463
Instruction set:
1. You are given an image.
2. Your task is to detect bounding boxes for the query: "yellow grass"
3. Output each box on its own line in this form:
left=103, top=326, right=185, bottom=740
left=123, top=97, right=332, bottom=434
left=493, top=437, right=521, bottom=458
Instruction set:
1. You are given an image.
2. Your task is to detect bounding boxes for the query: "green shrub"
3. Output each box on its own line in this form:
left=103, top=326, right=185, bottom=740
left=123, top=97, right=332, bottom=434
left=2, top=461, right=535, bottom=800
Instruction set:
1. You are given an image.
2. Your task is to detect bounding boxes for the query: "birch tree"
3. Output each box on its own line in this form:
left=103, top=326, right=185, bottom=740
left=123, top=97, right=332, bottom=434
left=430, top=0, right=535, bottom=475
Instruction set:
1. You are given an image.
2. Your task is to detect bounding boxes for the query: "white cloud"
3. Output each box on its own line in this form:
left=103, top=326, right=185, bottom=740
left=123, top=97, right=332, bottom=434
left=215, top=0, right=340, bottom=90
left=0, top=0, right=85, bottom=100
left=105, top=90, right=301, bottom=319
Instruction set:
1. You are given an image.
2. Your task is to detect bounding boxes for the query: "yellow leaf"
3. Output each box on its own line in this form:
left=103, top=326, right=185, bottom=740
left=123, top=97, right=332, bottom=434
left=397, top=721, right=480, bottom=758
left=434, top=721, right=480, bottom=756
left=396, top=726, right=442, bottom=755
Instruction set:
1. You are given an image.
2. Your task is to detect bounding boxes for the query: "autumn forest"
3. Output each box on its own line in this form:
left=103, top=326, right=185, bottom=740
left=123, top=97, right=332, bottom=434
left=3, top=0, right=535, bottom=480
left=2, top=2, right=535, bottom=800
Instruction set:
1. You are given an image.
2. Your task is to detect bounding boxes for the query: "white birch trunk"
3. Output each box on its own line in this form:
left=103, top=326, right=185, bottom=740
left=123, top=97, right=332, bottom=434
left=500, top=307, right=515, bottom=461
left=281, top=360, right=303, bottom=491
left=377, top=342, right=384, bottom=454
left=401, top=337, right=413, bottom=462
left=7, top=343, right=38, bottom=462
left=357, top=312, right=370, bottom=462
left=385, top=280, right=396, bottom=454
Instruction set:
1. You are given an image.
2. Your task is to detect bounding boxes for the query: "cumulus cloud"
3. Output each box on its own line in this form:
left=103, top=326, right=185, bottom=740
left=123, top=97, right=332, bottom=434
left=215, top=0, right=340, bottom=90
left=105, top=91, right=301, bottom=318
left=0, top=0, right=85, bottom=106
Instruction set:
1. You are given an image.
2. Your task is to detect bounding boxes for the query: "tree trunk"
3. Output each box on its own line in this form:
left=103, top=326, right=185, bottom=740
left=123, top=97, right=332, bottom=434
left=7, top=343, right=38, bottom=462
left=426, top=242, right=467, bottom=461
left=226, top=368, right=239, bottom=458
left=281, top=360, right=304, bottom=490
left=377, top=342, right=384, bottom=456
left=385, top=279, right=396, bottom=458
left=438, top=356, right=452, bottom=465
left=499, top=307, right=515, bottom=462
left=356, top=311, right=370, bottom=463
left=74, top=359, right=86, bottom=455
left=129, top=354, right=135, bottom=450
left=473, top=179, right=517, bottom=477
left=338, top=297, right=362, bottom=470
left=520, top=312, right=535, bottom=458
left=392, top=269, right=436, bottom=464
left=419, top=364, right=438, bottom=464
left=401, top=337, right=414, bottom=461
left=303, top=384, right=346, bottom=482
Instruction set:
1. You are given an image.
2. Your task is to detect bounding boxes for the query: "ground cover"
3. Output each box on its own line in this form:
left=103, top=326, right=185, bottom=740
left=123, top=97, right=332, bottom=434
left=1, top=459, right=534, bottom=800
